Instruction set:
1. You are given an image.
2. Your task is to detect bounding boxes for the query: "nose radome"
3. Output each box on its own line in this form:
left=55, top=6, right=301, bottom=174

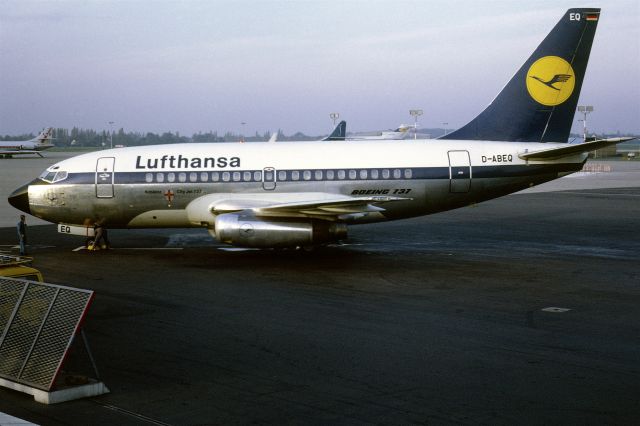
left=8, top=183, right=31, bottom=215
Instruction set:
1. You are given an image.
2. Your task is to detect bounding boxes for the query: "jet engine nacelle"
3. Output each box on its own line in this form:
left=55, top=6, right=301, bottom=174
left=211, top=214, right=347, bottom=248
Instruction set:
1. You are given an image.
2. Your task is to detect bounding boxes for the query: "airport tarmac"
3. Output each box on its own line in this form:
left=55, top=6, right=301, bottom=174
left=0, top=153, right=639, bottom=425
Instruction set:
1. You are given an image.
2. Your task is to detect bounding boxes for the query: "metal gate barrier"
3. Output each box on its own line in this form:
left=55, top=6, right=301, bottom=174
left=0, top=277, right=108, bottom=403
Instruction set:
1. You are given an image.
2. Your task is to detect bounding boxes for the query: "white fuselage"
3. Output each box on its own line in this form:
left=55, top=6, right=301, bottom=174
left=20, top=139, right=585, bottom=230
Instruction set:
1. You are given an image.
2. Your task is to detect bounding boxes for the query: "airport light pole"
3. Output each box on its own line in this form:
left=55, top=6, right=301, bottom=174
left=577, top=105, right=593, bottom=142
left=108, top=121, right=114, bottom=149
left=409, top=109, right=423, bottom=140
left=442, top=122, right=449, bottom=137
left=329, top=112, right=340, bottom=126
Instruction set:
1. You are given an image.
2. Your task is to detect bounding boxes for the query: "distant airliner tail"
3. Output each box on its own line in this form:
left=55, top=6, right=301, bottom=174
left=442, top=8, right=600, bottom=143
left=33, top=127, right=54, bottom=145
left=322, top=120, right=347, bottom=141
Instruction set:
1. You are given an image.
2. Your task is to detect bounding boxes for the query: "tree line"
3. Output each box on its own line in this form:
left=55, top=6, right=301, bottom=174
left=2, top=127, right=636, bottom=147
left=0, top=127, right=320, bottom=147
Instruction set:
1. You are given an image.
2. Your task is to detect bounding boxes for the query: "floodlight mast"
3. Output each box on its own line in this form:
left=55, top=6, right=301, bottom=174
left=108, top=121, right=114, bottom=149
left=577, top=105, right=593, bottom=142
left=409, top=109, right=423, bottom=140
left=329, top=112, right=339, bottom=126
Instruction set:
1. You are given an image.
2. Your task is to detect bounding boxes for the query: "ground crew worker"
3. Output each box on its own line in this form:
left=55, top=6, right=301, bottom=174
left=89, top=222, right=110, bottom=251
left=17, top=215, right=27, bottom=255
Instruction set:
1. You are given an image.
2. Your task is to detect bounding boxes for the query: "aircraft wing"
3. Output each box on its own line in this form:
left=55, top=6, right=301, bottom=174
left=0, top=150, right=44, bottom=157
left=518, top=137, right=635, bottom=161
left=206, top=194, right=410, bottom=220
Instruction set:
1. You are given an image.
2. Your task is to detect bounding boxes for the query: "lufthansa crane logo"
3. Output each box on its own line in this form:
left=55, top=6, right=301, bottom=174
left=526, top=56, right=575, bottom=106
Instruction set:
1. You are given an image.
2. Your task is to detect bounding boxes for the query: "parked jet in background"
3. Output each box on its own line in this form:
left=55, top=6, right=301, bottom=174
left=348, top=124, right=411, bottom=140
left=8, top=9, right=635, bottom=249
left=0, top=128, right=54, bottom=158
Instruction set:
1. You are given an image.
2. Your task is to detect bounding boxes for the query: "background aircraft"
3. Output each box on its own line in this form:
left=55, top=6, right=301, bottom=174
left=0, top=128, right=54, bottom=158
left=347, top=124, right=411, bottom=140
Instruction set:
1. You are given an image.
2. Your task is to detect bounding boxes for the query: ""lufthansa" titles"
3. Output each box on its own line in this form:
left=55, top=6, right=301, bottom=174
left=135, top=155, right=241, bottom=169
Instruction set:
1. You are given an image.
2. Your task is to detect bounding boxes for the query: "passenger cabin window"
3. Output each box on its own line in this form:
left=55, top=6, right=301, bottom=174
left=145, top=173, right=153, bottom=183
left=338, top=170, right=346, bottom=180
left=291, top=171, right=300, bottom=181
left=359, top=170, right=367, bottom=179
left=189, top=172, right=198, bottom=182
left=254, top=171, right=262, bottom=181
left=243, top=171, right=252, bottom=181
left=178, top=173, right=187, bottom=182
left=212, top=172, right=220, bottom=182
left=233, top=172, right=241, bottom=182
left=200, top=172, right=209, bottom=182
left=222, top=172, right=230, bottom=182
left=315, top=170, right=323, bottom=180
left=393, top=169, right=401, bottom=179
left=382, top=169, right=390, bottom=179
left=156, top=173, right=165, bottom=183
left=404, top=169, right=412, bottom=179
left=167, top=173, right=175, bottom=183
left=348, top=170, right=356, bottom=180
left=303, top=170, right=311, bottom=180
left=371, top=169, right=379, bottom=179
left=278, top=170, right=286, bottom=181
left=326, top=170, right=335, bottom=180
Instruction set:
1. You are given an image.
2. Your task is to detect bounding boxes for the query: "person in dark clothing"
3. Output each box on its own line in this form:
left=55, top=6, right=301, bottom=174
left=17, top=215, right=27, bottom=255
left=89, top=222, right=110, bottom=251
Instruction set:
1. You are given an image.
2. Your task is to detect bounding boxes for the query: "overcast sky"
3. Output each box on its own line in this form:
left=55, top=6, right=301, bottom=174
left=1, top=0, right=638, bottom=137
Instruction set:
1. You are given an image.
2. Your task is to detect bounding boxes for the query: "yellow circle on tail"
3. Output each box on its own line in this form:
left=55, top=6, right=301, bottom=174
left=526, top=56, right=575, bottom=106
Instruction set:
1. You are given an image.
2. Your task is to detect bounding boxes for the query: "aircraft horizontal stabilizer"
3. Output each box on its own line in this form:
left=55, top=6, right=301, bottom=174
left=518, top=137, right=636, bottom=161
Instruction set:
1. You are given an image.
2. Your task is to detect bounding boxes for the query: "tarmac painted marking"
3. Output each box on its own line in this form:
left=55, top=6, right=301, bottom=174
left=74, top=246, right=183, bottom=251
left=0, top=411, right=38, bottom=425
left=541, top=307, right=571, bottom=313
left=121, top=247, right=183, bottom=250
left=218, top=247, right=260, bottom=251
left=561, top=191, right=640, bottom=197
left=92, top=403, right=171, bottom=426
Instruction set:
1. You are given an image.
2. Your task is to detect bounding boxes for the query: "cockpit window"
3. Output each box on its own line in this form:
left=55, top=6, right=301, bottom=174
left=39, top=170, right=68, bottom=183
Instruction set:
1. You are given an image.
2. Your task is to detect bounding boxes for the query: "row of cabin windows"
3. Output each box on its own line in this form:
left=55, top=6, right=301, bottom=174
left=144, top=168, right=413, bottom=184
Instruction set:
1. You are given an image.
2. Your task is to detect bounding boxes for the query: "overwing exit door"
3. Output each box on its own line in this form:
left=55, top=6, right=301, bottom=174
left=262, top=167, right=276, bottom=190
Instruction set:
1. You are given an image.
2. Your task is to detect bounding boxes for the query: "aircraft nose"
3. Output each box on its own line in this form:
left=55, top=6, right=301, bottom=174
left=8, top=183, right=31, bottom=215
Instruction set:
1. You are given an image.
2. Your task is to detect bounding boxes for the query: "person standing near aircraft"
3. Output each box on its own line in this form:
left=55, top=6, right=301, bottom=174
left=17, top=215, right=27, bottom=255
left=88, top=222, right=110, bottom=251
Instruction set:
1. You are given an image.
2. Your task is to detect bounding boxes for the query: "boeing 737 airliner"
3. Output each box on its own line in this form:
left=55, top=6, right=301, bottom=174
left=8, top=8, right=634, bottom=248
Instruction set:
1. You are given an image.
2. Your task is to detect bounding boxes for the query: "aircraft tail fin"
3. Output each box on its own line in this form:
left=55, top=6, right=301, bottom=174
left=322, top=120, right=347, bottom=141
left=442, top=8, right=600, bottom=143
left=32, top=127, right=54, bottom=145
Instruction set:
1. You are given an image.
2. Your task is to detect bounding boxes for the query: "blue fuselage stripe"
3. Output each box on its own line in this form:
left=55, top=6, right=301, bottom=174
left=54, top=163, right=581, bottom=186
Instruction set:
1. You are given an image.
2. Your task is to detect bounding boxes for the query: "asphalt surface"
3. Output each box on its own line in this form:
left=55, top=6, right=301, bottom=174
left=0, top=186, right=639, bottom=425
